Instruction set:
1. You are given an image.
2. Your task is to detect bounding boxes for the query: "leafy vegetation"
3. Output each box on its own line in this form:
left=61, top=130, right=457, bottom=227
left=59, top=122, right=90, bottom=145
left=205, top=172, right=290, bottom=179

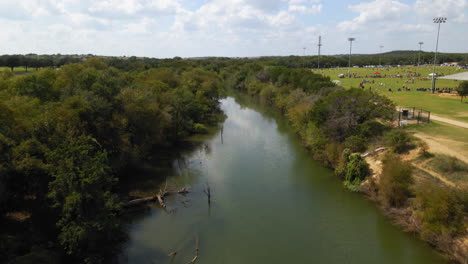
left=379, top=153, right=413, bottom=207
left=415, top=183, right=467, bottom=244
left=384, top=129, right=414, bottom=153
left=0, top=58, right=224, bottom=263
left=457, top=81, right=468, bottom=102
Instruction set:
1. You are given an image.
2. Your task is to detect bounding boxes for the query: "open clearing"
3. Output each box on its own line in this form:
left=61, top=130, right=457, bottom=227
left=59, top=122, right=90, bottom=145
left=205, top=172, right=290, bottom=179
left=405, top=121, right=468, bottom=163
left=317, top=66, right=468, bottom=122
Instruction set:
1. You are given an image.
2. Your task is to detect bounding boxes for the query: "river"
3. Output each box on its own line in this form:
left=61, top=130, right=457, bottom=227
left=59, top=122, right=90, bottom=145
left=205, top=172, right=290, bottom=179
left=119, top=95, right=446, bottom=264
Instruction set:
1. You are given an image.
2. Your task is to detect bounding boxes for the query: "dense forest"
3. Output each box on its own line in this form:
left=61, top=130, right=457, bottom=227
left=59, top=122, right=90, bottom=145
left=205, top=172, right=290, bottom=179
left=1, top=55, right=467, bottom=263
left=0, top=58, right=224, bottom=263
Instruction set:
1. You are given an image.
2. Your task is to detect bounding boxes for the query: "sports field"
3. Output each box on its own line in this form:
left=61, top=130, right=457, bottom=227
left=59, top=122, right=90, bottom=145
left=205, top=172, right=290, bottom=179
left=316, top=66, right=468, bottom=122
left=0, top=67, right=37, bottom=75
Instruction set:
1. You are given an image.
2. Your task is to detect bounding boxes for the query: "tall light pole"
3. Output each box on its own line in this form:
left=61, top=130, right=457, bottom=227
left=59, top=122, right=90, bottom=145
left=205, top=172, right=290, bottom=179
left=348, top=37, right=355, bottom=78
left=431, top=17, right=446, bottom=93
left=418, top=42, right=424, bottom=66
left=317, top=36, right=322, bottom=70
left=379, top=45, right=384, bottom=66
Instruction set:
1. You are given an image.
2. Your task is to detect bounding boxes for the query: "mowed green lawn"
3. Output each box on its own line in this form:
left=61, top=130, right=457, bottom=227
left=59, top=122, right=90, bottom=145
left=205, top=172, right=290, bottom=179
left=316, top=66, right=468, bottom=122
left=0, top=66, right=37, bottom=75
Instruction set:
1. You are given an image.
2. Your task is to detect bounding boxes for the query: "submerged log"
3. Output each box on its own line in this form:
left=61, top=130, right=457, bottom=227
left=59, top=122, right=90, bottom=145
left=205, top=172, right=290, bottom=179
left=126, top=188, right=189, bottom=207
left=187, top=234, right=199, bottom=264
left=126, top=196, right=156, bottom=206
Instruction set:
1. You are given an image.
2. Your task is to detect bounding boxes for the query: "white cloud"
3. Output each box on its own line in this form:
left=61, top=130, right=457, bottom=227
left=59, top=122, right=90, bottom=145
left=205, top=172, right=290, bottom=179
left=288, top=0, right=322, bottom=14
left=338, top=0, right=411, bottom=31
left=87, top=0, right=183, bottom=18
left=0, top=0, right=466, bottom=57
left=414, top=0, right=467, bottom=22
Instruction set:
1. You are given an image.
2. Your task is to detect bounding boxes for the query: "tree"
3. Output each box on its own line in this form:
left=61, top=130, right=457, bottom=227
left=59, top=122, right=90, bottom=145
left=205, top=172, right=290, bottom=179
left=5, top=55, right=21, bottom=72
left=457, top=81, right=468, bottom=102
left=379, top=153, right=413, bottom=207
left=47, top=135, right=121, bottom=259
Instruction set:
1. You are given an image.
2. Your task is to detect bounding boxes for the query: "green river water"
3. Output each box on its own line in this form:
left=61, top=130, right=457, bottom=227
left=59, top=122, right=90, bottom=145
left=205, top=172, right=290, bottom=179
left=120, top=95, right=446, bottom=264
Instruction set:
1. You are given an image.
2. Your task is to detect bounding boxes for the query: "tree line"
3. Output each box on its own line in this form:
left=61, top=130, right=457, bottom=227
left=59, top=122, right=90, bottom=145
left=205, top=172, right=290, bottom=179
left=222, top=62, right=467, bottom=262
left=2, top=51, right=467, bottom=74
left=0, top=58, right=224, bottom=263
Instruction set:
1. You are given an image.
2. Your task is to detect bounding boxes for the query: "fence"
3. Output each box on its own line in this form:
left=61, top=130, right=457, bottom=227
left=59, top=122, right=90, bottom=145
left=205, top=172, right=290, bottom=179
left=396, top=107, right=431, bottom=126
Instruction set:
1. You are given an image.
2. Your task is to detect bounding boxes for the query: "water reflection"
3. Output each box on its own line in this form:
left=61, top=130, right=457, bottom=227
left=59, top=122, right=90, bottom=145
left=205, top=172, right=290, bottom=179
left=120, top=95, right=447, bottom=264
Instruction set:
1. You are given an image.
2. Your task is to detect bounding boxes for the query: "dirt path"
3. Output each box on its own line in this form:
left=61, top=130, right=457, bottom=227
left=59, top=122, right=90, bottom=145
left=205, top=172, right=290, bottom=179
left=413, top=132, right=468, bottom=163
left=412, top=162, right=456, bottom=187
left=430, top=114, right=468, bottom=129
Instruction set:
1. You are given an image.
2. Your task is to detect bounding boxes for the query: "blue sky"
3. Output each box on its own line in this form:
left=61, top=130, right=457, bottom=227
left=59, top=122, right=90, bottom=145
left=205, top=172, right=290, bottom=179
left=0, top=0, right=467, bottom=58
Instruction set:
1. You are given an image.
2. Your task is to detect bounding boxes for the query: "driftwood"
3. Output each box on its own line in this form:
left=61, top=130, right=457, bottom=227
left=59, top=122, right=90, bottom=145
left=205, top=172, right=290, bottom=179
left=187, top=234, right=199, bottom=264
left=126, top=188, right=189, bottom=207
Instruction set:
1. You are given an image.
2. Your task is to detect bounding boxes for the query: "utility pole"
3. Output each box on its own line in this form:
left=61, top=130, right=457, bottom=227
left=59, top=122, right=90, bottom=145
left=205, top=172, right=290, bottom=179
left=348, top=37, right=355, bottom=78
left=317, top=36, right=322, bottom=70
left=418, top=42, right=424, bottom=66
left=431, top=17, right=446, bottom=93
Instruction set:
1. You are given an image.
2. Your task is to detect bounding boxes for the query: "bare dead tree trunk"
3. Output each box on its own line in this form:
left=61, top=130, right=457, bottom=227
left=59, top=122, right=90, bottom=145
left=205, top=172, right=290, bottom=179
left=126, top=187, right=189, bottom=207
left=203, top=184, right=211, bottom=206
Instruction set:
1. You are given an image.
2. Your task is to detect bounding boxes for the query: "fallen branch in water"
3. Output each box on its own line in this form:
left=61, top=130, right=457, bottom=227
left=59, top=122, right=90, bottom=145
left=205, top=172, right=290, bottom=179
left=187, top=234, right=199, bottom=264
left=126, top=187, right=189, bottom=207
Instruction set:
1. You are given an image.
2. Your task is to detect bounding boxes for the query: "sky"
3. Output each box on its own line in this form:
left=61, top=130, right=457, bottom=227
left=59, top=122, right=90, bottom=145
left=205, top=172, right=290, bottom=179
left=0, top=0, right=467, bottom=58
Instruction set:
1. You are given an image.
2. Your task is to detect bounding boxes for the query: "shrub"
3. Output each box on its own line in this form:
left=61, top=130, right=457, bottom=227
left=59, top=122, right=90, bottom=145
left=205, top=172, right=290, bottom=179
left=343, top=135, right=368, bottom=152
left=358, top=120, right=388, bottom=138
left=379, top=153, right=413, bottom=207
left=417, top=141, right=431, bottom=158
left=384, top=129, right=414, bottom=153
left=259, top=85, right=276, bottom=105
left=324, top=142, right=343, bottom=168
left=415, top=183, right=466, bottom=241
left=193, top=123, right=208, bottom=134
left=337, top=151, right=370, bottom=191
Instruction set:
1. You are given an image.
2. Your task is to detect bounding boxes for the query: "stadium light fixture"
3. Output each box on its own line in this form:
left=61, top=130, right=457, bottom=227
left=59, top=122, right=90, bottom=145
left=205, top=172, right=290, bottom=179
left=431, top=17, right=446, bottom=93
left=418, top=42, right=424, bottom=66
left=348, top=37, right=355, bottom=78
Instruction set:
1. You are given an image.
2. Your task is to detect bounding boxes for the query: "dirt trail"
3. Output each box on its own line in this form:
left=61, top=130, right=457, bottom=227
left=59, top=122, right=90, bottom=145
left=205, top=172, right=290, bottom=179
left=413, top=132, right=468, bottom=163
left=412, top=162, right=456, bottom=187
left=430, top=114, right=468, bottom=129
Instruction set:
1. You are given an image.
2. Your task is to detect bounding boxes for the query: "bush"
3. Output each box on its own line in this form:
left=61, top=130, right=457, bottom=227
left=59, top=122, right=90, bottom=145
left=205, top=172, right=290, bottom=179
left=384, top=129, right=414, bottom=153
left=379, top=153, right=413, bottom=207
left=324, top=142, right=343, bottom=168
left=343, top=135, right=368, bottom=152
left=415, top=183, right=466, bottom=241
left=337, top=150, right=370, bottom=191
left=193, top=123, right=208, bottom=134
left=358, top=120, right=388, bottom=138
left=417, top=141, right=432, bottom=158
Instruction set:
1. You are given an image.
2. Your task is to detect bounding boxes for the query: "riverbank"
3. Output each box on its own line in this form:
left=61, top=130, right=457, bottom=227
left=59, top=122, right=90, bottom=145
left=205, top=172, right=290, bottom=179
left=362, top=148, right=468, bottom=263
left=221, top=65, right=467, bottom=263
left=120, top=96, right=446, bottom=264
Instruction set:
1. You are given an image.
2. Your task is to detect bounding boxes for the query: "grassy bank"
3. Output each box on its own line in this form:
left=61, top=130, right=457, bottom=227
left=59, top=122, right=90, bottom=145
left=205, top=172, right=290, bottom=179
left=317, top=66, right=468, bottom=122
left=223, top=64, right=467, bottom=263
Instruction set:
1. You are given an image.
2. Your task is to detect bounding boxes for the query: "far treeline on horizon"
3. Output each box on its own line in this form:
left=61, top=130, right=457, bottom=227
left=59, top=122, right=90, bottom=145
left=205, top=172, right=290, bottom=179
left=1, top=51, right=468, bottom=72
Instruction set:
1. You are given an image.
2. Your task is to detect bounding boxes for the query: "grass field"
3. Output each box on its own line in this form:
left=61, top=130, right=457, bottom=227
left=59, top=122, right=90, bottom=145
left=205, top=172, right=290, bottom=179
left=316, top=66, right=468, bottom=122
left=405, top=121, right=468, bottom=162
left=0, top=67, right=37, bottom=75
